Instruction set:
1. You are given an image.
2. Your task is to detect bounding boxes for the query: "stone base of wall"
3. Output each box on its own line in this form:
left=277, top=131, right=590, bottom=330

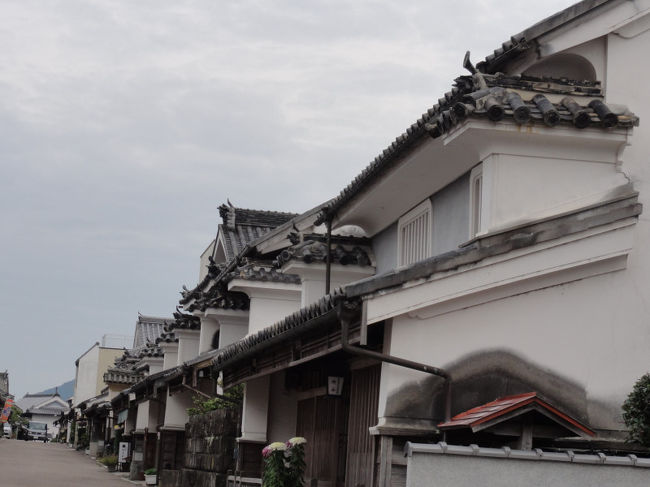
left=129, top=460, right=144, bottom=481
left=159, top=469, right=181, bottom=487
left=165, top=409, right=240, bottom=487
left=180, top=469, right=227, bottom=487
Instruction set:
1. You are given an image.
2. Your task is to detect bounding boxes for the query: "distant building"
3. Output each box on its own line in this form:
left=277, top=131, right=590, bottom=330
left=16, top=391, right=68, bottom=438
left=72, top=335, right=132, bottom=408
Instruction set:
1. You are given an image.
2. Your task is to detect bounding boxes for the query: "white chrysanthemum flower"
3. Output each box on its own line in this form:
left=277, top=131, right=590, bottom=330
left=268, top=441, right=287, bottom=451
left=288, top=436, right=307, bottom=446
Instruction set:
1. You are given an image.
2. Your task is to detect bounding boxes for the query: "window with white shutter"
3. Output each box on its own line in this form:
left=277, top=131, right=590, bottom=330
left=469, top=164, right=483, bottom=237
left=397, top=200, right=432, bottom=267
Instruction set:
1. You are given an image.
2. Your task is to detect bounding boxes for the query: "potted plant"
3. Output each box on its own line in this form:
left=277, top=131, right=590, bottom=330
left=99, top=455, right=118, bottom=472
left=144, top=468, right=157, bottom=485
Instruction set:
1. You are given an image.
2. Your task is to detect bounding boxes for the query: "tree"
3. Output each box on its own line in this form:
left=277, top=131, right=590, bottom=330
left=9, top=405, right=27, bottom=428
left=622, top=373, right=650, bottom=446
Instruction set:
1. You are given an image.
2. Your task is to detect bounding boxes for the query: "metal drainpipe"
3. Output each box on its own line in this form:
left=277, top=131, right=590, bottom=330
left=336, top=300, right=452, bottom=427
left=325, top=217, right=333, bottom=295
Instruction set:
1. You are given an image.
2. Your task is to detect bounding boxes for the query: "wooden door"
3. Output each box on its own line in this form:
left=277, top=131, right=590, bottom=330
left=345, top=365, right=381, bottom=487
left=297, top=394, right=348, bottom=486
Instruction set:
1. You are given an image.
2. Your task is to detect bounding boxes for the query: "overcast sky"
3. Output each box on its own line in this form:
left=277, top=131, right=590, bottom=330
left=1, top=0, right=579, bottom=399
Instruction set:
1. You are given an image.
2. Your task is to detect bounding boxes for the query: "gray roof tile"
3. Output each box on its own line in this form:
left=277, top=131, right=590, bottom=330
left=316, top=71, right=638, bottom=225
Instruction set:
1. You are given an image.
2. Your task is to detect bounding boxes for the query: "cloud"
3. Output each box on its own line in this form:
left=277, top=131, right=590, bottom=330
left=0, top=0, right=578, bottom=397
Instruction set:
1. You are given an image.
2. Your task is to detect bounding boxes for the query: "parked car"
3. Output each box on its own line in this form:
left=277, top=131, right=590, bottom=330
left=21, top=421, right=48, bottom=442
left=2, top=423, right=11, bottom=438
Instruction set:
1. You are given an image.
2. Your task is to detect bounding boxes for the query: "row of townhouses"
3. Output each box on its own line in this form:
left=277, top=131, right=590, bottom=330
left=62, top=1, right=650, bottom=486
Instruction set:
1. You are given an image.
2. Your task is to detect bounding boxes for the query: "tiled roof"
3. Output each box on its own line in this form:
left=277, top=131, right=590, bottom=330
left=104, top=349, right=144, bottom=385
left=476, top=0, right=613, bottom=74
left=104, top=369, right=143, bottom=385
left=219, top=223, right=275, bottom=262
left=218, top=204, right=298, bottom=229
left=211, top=289, right=345, bottom=370
left=232, top=263, right=301, bottom=284
left=438, top=392, right=594, bottom=437
left=184, top=283, right=250, bottom=313
left=17, top=393, right=67, bottom=413
left=274, top=236, right=373, bottom=268
left=422, top=73, right=636, bottom=140
left=136, top=343, right=163, bottom=358
left=316, top=64, right=638, bottom=226
left=181, top=205, right=298, bottom=305
left=133, top=314, right=173, bottom=350
left=156, top=329, right=178, bottom=344
left=218, top=204, right=299, bottom=262
left=167, top=309, right=201, bottom=330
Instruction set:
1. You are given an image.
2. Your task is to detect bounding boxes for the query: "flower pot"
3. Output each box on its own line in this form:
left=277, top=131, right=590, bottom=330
left=145, top=474, right=157, bottom=485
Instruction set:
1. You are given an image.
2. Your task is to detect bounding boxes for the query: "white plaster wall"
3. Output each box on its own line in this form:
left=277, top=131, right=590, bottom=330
left=282, top=263, right=375, bottom=307
left=240, top=376, right=270, bottom=442
left=163, top=389, right=194, bottom=429
left=430, top=173, right=470, bottom=255
left=176, top=329, right=200, bottom=365
left=135, top=400, right=159, bottom=432
left=267, top=372, right=297, bottom=442
left=203, top=309, right=249, bottom=348
left=406, top=449, right=650, bottom=487
left=161, top=343, right=178, bottom=371
left=74, top=345, right=100, bottom=406
left=227, top=281, right=300, bottom=335
left=480, top=152, right=628, bottom=234
left=141, top=358, right=163, bottom=375
left=219, top=320, right=248, bottom=348
left=249, top=293, right=301, bottom=334
left=198, top=317, right=219, bottom=354
left=373, top=223, right=398, bottom=275
left=377, top=262, right=650, bottom=431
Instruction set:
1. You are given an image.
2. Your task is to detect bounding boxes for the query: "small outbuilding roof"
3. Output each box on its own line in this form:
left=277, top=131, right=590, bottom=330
left=438, top=392, right=594, bottom=438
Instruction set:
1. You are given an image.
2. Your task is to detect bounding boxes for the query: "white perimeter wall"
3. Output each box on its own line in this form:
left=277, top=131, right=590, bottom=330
left=406, top=446, right=650, bottom=487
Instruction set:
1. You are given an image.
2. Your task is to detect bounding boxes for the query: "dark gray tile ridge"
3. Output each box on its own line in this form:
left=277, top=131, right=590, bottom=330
left=274, top=238, right=373, bottom=268
left=317, top=69, right=638, bottom=226
left=405, top=442, right=650, bottom=467
left=477, top=0, right=615, bottom=74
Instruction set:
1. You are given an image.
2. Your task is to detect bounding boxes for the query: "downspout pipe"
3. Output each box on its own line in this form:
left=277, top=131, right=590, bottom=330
left=336, top=300, right=452, bottom=425
left=325, top=217, right=333, bottom=295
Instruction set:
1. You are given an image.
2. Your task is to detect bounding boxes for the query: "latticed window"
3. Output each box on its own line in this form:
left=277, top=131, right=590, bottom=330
left=397, top=200, right=432, bottom=266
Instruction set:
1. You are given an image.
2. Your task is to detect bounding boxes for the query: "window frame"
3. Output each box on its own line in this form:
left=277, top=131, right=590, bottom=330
left=397, top=199, right=433, bottom=267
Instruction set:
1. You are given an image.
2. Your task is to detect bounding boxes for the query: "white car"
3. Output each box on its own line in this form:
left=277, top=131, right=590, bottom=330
left=2, top=423, right=11, bottom=438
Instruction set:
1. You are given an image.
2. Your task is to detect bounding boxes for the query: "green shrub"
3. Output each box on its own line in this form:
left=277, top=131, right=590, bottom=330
left=100, top=455, right=118, bottom=467
left=622, top=373, right=650, bottom=446
left=144, top=468, right=157, bottom=475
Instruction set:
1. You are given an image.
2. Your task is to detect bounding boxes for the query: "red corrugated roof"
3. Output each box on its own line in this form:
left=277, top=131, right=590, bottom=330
left=438, top=392, right=595, bottom=437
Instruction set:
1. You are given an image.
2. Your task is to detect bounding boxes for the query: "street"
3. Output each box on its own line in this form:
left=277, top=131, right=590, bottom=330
left=0, top=439, right=135, bottom=487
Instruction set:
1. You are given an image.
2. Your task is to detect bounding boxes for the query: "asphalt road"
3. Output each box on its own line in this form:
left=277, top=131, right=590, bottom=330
left=0, top=439, right=136, bottom=487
